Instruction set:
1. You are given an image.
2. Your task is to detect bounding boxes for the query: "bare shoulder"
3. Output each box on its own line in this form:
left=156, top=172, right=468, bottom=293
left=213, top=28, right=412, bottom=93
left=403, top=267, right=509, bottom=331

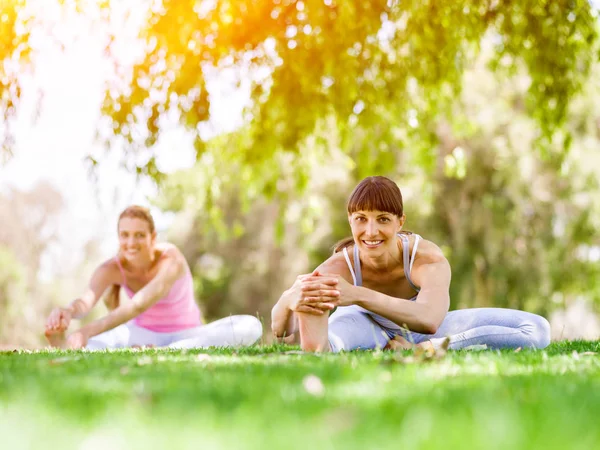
left=91, top=257, right=122, bottom=284
left=156, top=242, right=185, bottom=260
left=410, top=235, right=451, bottom=286
left=156, top=242, right=188, bottom=274
left=410, top=235, right=448, bottom=266
left=315, top=250, right=354, bottom=283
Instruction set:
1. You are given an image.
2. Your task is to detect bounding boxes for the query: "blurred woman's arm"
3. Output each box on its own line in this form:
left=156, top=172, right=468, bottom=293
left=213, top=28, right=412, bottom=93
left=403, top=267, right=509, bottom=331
left=67, top=253, right=186, bottom=348
left=45, top=261, right=117, bottom=332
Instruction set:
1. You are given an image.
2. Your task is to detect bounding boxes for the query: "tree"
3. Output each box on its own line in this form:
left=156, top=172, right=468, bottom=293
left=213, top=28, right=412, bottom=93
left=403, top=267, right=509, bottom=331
left=155, top=41, right=600, bottom=317
left=2, top=1, right=599, bottom=321
left=1, top=1, right=598, bottom=189
left=0, top=182, right=64, bottom=346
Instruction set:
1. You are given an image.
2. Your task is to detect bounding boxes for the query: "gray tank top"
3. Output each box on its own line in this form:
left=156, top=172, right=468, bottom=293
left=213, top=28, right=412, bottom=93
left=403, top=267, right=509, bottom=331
left=342, top=233, right=421, bottom=299
left=341, top=233, right=421, bottom=331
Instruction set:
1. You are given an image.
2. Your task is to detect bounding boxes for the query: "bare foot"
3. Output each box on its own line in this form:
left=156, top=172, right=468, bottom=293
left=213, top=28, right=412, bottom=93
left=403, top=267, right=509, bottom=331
left=45, top=328, right=67, bottom=348
left=298, top=312, right=330, bottom=352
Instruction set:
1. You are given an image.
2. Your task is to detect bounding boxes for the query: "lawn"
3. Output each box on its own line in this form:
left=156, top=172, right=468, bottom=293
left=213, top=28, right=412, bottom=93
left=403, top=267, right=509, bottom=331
left=1, top=341, right=599, bottom=450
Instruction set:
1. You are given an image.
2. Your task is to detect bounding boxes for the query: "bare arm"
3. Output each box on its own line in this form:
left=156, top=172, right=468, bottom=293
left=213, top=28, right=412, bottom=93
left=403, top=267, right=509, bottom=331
left=69, top=265, right=117, bottom=318
left=76, top=253, right=186, bottom=340
left=45, top=260, right=118, bottom=337
left=353, top=258, right=451, bottom=334
left=312, top=243, right=451, bottom=334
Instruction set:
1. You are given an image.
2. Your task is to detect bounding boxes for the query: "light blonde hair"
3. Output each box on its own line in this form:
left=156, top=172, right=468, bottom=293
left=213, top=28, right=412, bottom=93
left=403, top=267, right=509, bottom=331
left=117, top=205, right=156, bottom=234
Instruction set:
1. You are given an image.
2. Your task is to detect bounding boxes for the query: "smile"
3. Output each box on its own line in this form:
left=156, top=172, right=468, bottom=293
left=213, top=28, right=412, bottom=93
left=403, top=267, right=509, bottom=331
left=363, top=240, right=383, bottom=247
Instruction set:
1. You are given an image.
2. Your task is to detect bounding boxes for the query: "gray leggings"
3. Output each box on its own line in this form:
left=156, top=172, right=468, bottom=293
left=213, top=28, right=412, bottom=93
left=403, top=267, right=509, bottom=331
left=328, top=306, right=551, bottom=352
left=86, top=315, right=263, bottom=350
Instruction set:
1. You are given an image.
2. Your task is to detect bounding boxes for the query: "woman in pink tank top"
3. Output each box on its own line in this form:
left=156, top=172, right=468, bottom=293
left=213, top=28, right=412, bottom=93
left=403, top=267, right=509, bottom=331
left=45, top=206, right=262, bottom=350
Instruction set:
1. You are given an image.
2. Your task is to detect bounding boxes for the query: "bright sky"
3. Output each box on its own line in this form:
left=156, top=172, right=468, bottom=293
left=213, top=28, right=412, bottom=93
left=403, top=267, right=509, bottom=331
left=0, top=1, right=250, bottom=279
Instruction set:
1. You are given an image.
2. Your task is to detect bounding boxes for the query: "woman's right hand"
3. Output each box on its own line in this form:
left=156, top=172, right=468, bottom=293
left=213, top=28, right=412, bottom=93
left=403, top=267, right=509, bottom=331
left=45, top=307, right=72, bottom=332
left=288, top=271, right=340, bottom=316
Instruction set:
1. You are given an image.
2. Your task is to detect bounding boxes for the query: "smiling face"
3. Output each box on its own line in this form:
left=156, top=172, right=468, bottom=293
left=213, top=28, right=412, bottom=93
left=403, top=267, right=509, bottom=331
left=345, top=176, right=406, bottom=253
left=117, top=217, right=156, bottom=264
left=349, top=210, right=405, bottom=253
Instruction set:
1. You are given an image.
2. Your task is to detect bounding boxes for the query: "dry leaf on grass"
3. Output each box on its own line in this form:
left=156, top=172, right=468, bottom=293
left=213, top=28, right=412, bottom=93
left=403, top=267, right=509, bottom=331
left=387, top=337, right=450, bottom=365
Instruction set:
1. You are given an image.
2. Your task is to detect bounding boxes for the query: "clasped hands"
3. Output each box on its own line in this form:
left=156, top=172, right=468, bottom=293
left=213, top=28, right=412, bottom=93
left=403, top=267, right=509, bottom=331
left=288, top=270, right=354, bottom=316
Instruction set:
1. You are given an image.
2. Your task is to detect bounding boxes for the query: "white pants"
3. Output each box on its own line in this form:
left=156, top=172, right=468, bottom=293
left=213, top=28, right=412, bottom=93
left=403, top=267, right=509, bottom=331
left=86, top=315, right=263, bottom=350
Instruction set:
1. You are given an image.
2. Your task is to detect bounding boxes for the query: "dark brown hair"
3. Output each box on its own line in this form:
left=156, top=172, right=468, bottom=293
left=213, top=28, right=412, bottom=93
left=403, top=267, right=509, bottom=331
left=333, top=176, right=406, bottom=253
left=117, top=205, right=155, bottom=234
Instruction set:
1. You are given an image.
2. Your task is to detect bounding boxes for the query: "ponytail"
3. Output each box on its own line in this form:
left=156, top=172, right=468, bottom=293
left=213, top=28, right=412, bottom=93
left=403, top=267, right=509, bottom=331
left=332, top=237, right=355, bottom=254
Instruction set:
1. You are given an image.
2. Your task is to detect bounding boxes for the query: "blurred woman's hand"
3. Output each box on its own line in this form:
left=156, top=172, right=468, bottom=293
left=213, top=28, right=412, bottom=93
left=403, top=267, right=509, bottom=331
left=45, top=307, right=72, bottom=333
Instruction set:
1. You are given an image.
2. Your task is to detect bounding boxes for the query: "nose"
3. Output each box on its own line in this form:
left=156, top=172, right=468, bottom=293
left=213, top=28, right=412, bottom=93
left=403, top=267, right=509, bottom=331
left=366, top=220, right=379, bottom=237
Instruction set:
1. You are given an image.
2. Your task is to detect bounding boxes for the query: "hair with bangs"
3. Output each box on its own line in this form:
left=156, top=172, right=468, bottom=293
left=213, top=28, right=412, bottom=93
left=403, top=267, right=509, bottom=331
left=117, top=205, right=155, bottom=234
left=333, top=176, right=405, bottom=253
left=347, top=176, right=404, bottom=217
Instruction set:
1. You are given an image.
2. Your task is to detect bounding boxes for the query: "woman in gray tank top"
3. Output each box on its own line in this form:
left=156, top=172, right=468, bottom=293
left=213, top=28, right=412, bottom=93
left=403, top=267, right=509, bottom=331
left=271, top=176, right=551, bottom=352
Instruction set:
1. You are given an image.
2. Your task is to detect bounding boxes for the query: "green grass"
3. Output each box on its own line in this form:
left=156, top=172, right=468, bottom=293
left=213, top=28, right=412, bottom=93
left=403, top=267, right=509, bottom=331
left=1, top=341, right=600, bottom=450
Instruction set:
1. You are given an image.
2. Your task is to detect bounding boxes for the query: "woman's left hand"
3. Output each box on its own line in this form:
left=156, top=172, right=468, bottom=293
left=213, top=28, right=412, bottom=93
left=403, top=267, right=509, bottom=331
left=66, top=330, right=88, bottom=349
left=315, top=273, right=356, bottom=307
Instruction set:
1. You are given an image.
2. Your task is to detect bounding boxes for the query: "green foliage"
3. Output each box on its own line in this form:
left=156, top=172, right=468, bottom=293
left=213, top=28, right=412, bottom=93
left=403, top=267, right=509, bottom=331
left=2, top=1, right=598, bottom=181
left=101, top=0, right=597, bottom=185
left=1, top=344, right=600, bottom=449
left=2, top=1, right=600, bottom=318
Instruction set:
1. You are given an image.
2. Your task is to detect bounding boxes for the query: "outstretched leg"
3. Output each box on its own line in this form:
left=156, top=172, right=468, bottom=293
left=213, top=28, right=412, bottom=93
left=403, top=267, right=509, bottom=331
left=86, top=323, right=159, bottom=350
left=404, top=308, right=551, bottom=350
left=168, top=315, right=263, bottom=349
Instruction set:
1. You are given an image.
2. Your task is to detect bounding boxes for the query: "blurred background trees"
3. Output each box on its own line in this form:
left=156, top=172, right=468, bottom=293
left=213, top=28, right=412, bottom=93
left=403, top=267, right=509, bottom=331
left=1, top=0, right=599, bottom=345
left=0, top=182, right=64, bottom=346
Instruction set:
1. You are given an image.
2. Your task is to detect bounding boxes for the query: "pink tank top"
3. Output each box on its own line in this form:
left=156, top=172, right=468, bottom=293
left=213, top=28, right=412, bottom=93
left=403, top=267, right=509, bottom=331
left=114, top=249, right=202, bottom=332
